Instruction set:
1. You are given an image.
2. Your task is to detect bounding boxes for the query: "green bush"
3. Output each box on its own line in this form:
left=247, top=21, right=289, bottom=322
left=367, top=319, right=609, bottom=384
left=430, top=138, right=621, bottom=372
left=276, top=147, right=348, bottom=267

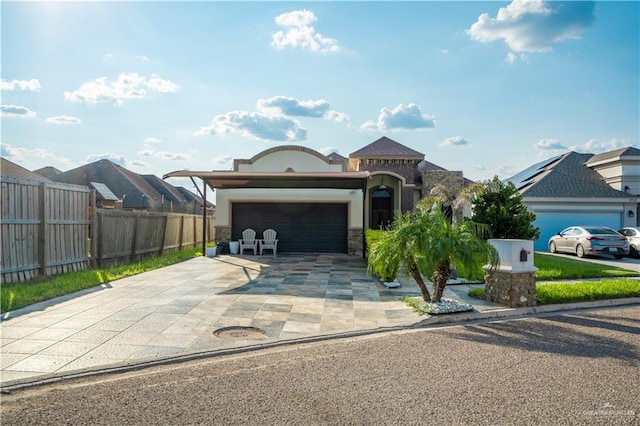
left=365, top=229, right=399, bottom=282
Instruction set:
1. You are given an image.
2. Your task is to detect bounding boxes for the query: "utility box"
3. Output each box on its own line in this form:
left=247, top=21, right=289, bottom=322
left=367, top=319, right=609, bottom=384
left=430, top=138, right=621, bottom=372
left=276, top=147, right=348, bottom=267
left=484, top=239, right=538, bottom=307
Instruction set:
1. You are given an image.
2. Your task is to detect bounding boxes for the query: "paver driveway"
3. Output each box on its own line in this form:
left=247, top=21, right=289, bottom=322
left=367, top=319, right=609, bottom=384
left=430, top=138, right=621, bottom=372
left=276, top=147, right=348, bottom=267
left=2, top=253, right=442, bottom=385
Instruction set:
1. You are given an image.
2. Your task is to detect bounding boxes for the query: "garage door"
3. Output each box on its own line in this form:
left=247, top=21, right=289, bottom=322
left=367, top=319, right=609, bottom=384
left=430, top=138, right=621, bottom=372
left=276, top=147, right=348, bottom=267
left=533, top=212, right=622, bottom=251
left=232, top=203, right=348, bottom=253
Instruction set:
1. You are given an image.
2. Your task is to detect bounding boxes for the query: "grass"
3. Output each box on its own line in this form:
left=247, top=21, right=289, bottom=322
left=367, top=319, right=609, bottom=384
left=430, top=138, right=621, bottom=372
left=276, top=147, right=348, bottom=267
left=1, top=248, right=202, bottom=314
left=468, top=279, right=640, bottom=305
left=533, top=253, right=638, bottom=280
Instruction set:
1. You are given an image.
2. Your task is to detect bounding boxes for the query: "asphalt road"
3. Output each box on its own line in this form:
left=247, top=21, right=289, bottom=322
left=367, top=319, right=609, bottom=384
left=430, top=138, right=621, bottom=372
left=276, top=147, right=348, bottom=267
left=2, top=307, right=639, bottom=425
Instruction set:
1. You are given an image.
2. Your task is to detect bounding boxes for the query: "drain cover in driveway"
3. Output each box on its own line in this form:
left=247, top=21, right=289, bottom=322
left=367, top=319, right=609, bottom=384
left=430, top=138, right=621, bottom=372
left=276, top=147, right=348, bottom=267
left=214, top=326, right=266, bottom=340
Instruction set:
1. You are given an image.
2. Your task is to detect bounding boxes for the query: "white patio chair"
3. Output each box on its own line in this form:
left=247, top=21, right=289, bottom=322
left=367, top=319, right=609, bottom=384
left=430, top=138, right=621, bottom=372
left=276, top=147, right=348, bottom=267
left=260, top=228, right=278, bottom=256
left=238, top=228, right=258, bottom=255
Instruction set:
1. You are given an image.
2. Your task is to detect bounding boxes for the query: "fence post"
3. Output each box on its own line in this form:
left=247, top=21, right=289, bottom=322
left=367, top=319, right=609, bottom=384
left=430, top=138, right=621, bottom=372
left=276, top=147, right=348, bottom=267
left=159, top=214, right=168, bottom=256
left=38, top=182, right=49, bottom=277
left=178, top=215, right=184, bottom=250
left=130, top=212, right=140, bottom=263
left=90, top=189, right=97, bottom=268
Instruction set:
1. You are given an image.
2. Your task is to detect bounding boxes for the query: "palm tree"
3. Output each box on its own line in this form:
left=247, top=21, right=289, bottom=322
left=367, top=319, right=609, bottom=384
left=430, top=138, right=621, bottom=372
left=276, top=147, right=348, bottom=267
left=368, top=198, right=499, bottom=303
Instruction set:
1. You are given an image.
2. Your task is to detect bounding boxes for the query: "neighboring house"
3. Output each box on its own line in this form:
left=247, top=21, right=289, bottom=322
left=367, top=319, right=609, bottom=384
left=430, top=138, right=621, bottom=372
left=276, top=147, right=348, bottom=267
left=1, top=157, right=51, bottom=182
left=51, top=159, right=204, bottom=213
left=506, top=147, right=640, bottom=250
left=33, top=166, right=63, bottom=180
left=164, top=137, right=468, bottom=255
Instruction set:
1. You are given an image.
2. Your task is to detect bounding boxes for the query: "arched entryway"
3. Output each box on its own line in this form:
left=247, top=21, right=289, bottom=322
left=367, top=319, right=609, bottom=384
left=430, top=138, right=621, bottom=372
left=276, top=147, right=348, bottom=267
left=370, top=186, right=393, bottom=230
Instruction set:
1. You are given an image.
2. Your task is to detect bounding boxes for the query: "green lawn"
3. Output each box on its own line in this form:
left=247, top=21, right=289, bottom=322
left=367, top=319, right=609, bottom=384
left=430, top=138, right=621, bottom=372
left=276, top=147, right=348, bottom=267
left=1, top=248, right=202, bottom=314
left=465, top=252, right=640, bottom=305
left=533, top=253, right=638, bottom=280
left=469, top=279, right=640, bottom=305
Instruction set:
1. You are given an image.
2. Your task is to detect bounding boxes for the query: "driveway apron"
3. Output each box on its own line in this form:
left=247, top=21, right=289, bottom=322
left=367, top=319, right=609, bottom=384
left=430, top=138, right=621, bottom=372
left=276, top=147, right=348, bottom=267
left=1, top=253, right=494, bottom=386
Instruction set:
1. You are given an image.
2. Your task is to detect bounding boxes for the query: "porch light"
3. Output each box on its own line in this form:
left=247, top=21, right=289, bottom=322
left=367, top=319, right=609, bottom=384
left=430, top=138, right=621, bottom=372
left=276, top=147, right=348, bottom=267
left=629, top=210, right=635, bottom=218
left=378, top=177, right=387, bottom=190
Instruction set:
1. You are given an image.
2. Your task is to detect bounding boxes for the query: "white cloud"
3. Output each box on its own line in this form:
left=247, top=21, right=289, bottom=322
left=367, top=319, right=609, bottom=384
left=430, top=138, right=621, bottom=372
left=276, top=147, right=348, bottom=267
left=136, top=55, right=150, bottom=62
left=138, top=149, right=189, bottom=161
left=143, top=137, right=162, bottom=144
left=534, top=139, right=566, bottom=150
left=194, top=111, right=307, bottom=142
left=0, top=78, right=41, bottom=91
left=474, top=165, right=486, bottom=171
left=1, top=104, right=36, bottom=117
left=85, top=152, right=128, bottom=166
left=0, top=143, right=74, bottom=169
left=64, top=72, right=179, bottom=105
left=467, top=0, right=595, bottom=54
left=257, top=96, right=349, bottom=122
left=570, top=139, right=631, bottom=154
left=130, top=160, right=149, bottom=168
left=146, top=75, right=179, bottom=93
left=271, top=10, right=339, bottom=54
left=360, top=103, right=435, bottom=131
left=212, top=155, right=232, bottom=165
left=46, top=115, right=82, bottom=125
left=440, top=136, right=469, bottom=147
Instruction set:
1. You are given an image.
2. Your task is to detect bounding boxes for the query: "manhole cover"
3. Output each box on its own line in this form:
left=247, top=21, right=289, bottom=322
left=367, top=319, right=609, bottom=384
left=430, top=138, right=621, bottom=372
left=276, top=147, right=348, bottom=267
left=214, top=326, right=267, bottom=340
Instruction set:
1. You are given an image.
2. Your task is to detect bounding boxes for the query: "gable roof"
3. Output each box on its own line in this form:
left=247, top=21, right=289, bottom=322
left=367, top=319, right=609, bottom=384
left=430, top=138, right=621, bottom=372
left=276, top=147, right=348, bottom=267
left=33, top=166, right=63, bottom=179
left=349, top=136, right=424, bottom=159
left=1, top=157, right=51, bottom=181
left=506, top=151, right=631, bottom=198
left=141, top=174, right=191, bottom=204
left=52, top=159, right=164, bottom=209
left=585, top=146, right=640, bottom=166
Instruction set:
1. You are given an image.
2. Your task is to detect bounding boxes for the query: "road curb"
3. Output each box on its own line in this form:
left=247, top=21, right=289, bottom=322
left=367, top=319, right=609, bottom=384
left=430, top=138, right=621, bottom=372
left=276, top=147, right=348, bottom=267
left=414, top=297, right=640, bottom=327
left=2, top=298, right=639, bottom=393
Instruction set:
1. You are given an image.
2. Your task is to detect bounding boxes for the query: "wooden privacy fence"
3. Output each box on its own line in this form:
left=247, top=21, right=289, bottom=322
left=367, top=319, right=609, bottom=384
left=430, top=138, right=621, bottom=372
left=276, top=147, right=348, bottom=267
left=1, top=177, right=215, bottom=283
left=95, top=210, right=215, bottom=267
left=1, top=177, right=91, bottom=284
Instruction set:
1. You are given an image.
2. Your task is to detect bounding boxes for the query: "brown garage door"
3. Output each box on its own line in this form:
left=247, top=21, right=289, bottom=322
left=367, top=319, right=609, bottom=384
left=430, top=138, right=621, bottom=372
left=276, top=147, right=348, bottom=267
left=232, top=203, right=348, bottom=253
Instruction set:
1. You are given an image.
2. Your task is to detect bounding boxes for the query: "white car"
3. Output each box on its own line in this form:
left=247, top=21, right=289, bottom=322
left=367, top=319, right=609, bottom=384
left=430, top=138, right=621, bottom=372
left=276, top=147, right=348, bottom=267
left=548, top=226, right=629, bottom=259
left=618, top=227, right=640, bottom=258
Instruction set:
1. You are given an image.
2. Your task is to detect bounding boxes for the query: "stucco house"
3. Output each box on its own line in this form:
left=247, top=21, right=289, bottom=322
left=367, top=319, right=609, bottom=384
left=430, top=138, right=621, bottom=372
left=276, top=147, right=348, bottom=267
left=506, top=147, right=640, bottom=250
left=165, top=136, right=468, bottom=255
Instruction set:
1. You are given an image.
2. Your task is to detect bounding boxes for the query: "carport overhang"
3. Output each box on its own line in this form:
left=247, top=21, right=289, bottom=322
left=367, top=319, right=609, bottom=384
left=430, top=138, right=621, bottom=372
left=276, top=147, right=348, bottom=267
left=163, top=170, right=371, bottom=256
left=163, top=170, right=371, bottom=190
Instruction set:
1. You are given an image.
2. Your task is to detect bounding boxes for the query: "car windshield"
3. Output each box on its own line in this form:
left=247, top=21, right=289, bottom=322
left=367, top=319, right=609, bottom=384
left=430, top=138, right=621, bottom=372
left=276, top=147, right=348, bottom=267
left=585, top=227, right=618, bottom=235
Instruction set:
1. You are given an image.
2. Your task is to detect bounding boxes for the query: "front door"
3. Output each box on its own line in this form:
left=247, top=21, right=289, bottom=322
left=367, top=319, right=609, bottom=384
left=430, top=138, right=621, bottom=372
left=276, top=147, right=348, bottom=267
left=370, top=187, right=393, bottom=229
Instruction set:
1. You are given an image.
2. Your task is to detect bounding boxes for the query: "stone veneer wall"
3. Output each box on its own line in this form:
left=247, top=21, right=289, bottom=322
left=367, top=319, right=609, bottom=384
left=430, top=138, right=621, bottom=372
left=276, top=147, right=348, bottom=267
left=355, top=159, right=421, bottom=212
left=421, top=170, right=463, bottom=198
left=215, top=226, right=231, bottom=243
left=348, top=228, right=364, bottom=256
left=484, top=270, right=536, bottom=307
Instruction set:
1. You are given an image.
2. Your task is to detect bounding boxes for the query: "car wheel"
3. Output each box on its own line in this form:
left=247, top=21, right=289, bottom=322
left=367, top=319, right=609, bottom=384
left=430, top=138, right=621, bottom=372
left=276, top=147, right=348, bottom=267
left=549, top=241, right=557, bottom=253
left=576, top=244, right=585, bottom=258
left=631, top=246, right=639, bottom=259
left=613, top=255, right=624, bottom=260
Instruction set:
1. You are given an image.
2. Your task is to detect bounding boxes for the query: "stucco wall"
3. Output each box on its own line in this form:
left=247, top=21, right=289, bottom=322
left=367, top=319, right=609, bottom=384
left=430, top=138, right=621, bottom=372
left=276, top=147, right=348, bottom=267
left=237, top=150, right=341, bottom=173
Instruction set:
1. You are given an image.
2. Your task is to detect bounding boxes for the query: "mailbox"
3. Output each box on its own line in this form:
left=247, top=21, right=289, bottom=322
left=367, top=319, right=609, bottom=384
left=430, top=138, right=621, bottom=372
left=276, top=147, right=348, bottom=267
left=520, top=249, right=528, bottom=262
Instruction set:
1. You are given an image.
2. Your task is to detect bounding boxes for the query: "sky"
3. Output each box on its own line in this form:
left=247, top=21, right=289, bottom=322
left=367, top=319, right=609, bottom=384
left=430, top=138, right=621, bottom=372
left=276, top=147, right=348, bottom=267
left=2, top=1, right=639, bottom=200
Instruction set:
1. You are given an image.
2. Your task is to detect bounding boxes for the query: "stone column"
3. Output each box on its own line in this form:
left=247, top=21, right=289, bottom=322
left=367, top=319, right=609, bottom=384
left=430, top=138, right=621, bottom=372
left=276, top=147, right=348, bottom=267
left=484, top=239, right=538, bottom=307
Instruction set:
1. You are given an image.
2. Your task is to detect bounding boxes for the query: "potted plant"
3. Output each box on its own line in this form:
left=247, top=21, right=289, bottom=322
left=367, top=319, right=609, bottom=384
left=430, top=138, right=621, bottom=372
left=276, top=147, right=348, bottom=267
left=205, top=242, right=217, bottom=257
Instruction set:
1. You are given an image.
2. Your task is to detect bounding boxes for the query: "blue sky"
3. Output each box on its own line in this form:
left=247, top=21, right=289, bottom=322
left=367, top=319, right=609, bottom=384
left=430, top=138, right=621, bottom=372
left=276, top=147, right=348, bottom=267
left=2, top=1, right=638, bottom=196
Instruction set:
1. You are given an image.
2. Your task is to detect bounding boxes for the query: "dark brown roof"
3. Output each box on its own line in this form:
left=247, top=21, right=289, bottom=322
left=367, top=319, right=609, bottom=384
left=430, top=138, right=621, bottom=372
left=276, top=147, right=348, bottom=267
left=164, top=171, right=370, bottom=190
left=33, top=166, right=63, bottom=179
left=349, top=137, right=424, bottom=159
left=52, top=159, right=165, bottom=209
left=1, top=157, right=51, bottom=181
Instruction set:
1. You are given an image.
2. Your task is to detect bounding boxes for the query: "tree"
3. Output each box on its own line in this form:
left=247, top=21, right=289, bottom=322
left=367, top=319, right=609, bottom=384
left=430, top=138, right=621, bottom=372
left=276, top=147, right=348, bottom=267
left=472, top=176, right=540, bottom=240
left=367, top=198, right=499, bottom=303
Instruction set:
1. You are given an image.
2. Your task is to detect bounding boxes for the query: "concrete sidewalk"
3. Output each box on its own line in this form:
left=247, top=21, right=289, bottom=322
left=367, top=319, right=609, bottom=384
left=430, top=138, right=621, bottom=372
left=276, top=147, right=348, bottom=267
left=2, top=253, right=637, bottom=390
